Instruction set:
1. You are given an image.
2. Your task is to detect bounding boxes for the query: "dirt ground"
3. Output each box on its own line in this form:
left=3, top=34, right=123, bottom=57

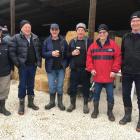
left=0, top=80, right=140, bottom=140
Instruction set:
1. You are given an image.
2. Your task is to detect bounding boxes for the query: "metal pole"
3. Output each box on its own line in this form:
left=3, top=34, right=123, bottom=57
left=88, top=0, right=97, bottom=39
left=10, top=0, right=15, bottom=36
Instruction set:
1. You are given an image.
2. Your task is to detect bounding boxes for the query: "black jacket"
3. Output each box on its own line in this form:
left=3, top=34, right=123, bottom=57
left=121, top=32, right=140, bottom=74
left=9, top=32, right=42, bottom=68
left=0, top=38, right=12, bottom=76
left=69, top=37, right=93, bottom=69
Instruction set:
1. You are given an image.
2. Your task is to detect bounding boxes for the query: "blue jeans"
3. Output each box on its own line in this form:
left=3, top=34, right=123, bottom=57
left=18, top=65, right=37, bottom=99
left=93, top=82, right=114, bottom=104
left=47, top=69, right=65, bottom=95
left=122, top=73, right=140, bottom=109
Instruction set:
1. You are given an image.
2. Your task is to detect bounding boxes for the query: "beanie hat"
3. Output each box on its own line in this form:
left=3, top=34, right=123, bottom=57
left=130, top=11, right=140, bottom=21
left=76, top=23, right=86, bottom=30
left=20, top=20, right=31, bottom=29
left=2, top=25, right=8, bottom=31
left=98, top=24, right=109, bottom=32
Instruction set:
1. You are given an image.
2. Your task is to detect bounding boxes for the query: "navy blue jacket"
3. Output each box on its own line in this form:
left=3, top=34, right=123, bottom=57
left=42, top=35, right=69, bottom=73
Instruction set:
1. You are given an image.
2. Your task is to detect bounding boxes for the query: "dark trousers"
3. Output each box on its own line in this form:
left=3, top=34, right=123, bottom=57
left=93, top=82, right=114, bottom=104
left=69, top=68, right=91, bottom=99
left=122, top=73, right=140, bottom=110
left=18, top=65, right=36, bottom=99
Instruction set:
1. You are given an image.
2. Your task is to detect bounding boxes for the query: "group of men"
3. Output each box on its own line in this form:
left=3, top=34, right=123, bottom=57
left=0, top=11, right=140, bottom=132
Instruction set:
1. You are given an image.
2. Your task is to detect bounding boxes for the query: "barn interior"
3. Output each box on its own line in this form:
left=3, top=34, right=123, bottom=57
left=0, top=0, right=139, bottom=36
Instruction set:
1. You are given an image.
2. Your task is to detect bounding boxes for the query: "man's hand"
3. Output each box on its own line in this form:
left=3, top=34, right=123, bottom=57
left=110, top=72, right=116, bottom=78
left=52, top=50, right=60, bottom=57
left=91, top=69, right=96, bottom=76
left=72, top=49, right=80, bottom=56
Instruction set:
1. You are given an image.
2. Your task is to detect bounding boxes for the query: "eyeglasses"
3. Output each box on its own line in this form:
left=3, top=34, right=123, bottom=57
left=99, top=31, right=107, bottom=34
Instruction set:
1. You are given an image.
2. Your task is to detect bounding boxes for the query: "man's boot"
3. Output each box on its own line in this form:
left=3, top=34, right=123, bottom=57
left=45, top=94, right=56, bottom=110
left=83, top=98, right=89, bottom=114
left=67, top=96, right=76, bottom=112
left=28, top=95, right=39, bottom=110
left=57, top=94, right=65, bottom=111
left=18, top=98, right=25, bottom=115
left=136, top=112, right=140, bottom=132
left=119, top=107, right=132, bottom=125
left=107, top=102, right=115, bottom=121
left=91, top=101, right=99, bottom=118
left=0, top=100, right=11, bottom=116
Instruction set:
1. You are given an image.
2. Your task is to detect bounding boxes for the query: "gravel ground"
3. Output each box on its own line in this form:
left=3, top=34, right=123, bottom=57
left=0, top=80, right=140, bottom=140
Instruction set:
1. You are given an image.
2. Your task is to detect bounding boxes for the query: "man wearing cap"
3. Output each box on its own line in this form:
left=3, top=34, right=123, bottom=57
left=9, top=20, right=41, bottom=115
left=119, top=11, right=140, bottom=132
left=2, top=25, right=11, bottom=44
left=86, top=24, right=121, bottom=121
left=67, top=23, right=93, bottom=114
left=42, top=23, right=69, bottom=111
left=0, top=26, right=13, bottom=116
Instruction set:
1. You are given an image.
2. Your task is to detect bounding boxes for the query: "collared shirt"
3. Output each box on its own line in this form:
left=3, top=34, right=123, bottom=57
left=25, top=35, right=31, bottom=44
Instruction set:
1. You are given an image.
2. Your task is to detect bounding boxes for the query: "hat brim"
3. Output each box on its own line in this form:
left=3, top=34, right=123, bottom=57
left=76, top=27, right=87, bottom=31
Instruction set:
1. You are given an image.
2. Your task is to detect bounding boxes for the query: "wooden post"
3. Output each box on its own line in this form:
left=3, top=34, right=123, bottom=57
left=10, top=0, right=15, bottom=35
left=88, top=0, right=97, bottom=39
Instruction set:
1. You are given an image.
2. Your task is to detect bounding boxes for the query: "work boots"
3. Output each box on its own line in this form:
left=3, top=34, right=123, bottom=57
left=119, top=107, right=132, bottom=125
left=67, top=96, right=76, bottom=112
left=45, top=94, right=56, bottom=110
left=107, top=102, right=115, bottom=121
left=0, top=100, right=11, bottom=116
left=28, top=95, right=39, bottom=110
left=83, top=98, right=89, bottom=114
left=91, top=101, right=99, bottom=118
left=18, top=98, right=25, bottom=115
left=57, top=94, right=65, bottom=111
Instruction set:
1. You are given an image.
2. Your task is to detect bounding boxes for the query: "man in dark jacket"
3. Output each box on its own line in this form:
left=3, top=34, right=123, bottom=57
left=0, top=26, right=12, bottom=116
left=9, top=20, right=42, bottom=115
left=42, top=23, right=69, bottom=111
left=119, top=11, right=140, bottom=132
left=67, top=23, right=93, bottom=114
